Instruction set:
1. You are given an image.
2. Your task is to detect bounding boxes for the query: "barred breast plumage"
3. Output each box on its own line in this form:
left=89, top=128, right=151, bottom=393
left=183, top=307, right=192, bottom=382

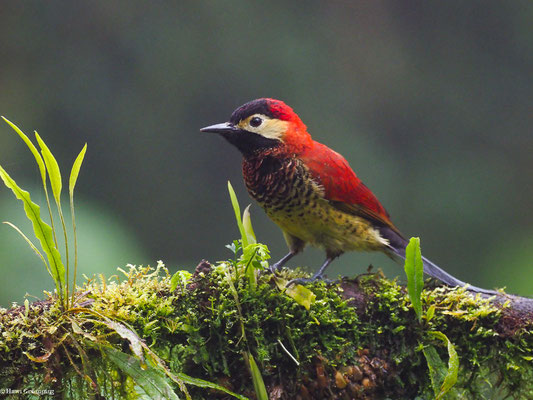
left=242, top=149, right=387, bottom=257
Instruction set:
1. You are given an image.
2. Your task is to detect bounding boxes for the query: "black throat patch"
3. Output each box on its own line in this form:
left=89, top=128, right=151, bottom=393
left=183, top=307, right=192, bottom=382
left=219, top=129, right=280, bottom=156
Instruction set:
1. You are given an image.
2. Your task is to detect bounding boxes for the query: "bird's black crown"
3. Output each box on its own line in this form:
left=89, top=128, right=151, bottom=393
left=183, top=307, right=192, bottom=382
left=229, top=99, right=275, bottom=124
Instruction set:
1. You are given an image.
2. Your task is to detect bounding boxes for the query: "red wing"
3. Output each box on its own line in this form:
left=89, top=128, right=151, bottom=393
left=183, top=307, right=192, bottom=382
left=300, top=142, right=400, bottom=233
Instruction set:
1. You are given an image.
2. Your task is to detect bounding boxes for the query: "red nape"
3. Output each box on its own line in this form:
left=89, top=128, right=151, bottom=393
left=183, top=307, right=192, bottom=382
left=265, top=98, right=299, bottom=122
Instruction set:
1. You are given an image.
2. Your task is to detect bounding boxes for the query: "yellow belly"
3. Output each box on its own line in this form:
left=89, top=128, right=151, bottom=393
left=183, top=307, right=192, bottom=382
left=266, top=197, right=388, bottom=256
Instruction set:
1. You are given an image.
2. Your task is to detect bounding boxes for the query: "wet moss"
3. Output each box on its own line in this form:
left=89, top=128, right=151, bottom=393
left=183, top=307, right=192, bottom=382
left=0, top=261, right=531, bottom=399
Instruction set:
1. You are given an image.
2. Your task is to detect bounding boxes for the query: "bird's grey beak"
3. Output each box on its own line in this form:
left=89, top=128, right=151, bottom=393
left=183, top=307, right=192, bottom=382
left=200, top=122, right=237, bottom=134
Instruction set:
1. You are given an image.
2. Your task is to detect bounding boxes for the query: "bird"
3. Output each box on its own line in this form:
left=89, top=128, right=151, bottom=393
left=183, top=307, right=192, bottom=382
left=201, top=98, right=493, bottom=293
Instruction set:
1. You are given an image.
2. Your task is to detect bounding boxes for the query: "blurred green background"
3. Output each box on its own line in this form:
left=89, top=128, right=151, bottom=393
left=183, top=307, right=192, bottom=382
left=1, top=1, right=532, bottom=305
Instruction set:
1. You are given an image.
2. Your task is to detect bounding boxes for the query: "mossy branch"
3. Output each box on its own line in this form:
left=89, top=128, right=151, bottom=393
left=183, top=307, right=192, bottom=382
left=0, top=261, right=532, bottom=399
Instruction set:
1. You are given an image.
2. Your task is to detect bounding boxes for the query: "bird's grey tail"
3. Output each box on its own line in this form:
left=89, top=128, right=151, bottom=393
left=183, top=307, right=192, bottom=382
left=389, top=246, right=497, bottom=295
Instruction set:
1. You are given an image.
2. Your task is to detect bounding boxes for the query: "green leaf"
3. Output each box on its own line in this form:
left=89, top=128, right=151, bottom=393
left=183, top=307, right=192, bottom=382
left=35, top=131, right=62, bottom=207
left=0, top=165, right=65, bottom=297
left=2, top=117, right=47, bottom=186
left=429, top=331, right=459, bottom=399
left=100, top=319, right=144, bottom=362
left=425, top=305, right=436, bottom=323
left=243, top=244, right=258, bottom=289
left=274, top=277, right=316, bottom=310
left=404, top=237, right=424, bottom=321
left=103, top=346, right=181, bottom=400
left=245, top=352, right=268, bottom=400
left=228, top=181, right=248, bottom=248
left=423, top=345, right=446, bottom=397
left=242, top=243, right=270, bottom=272
left=2, top=221, right=51, bottom=276
left=35, top=131, right=70, bottom=302
left=69, top=143, right=87, bottom=304
left=69, top=143, right=87, bottom=197
left=170, top=372, right=250, bottom=400
left=3, top=118, right=59, bottom=250
left=242, top=205, right=256, bottom=244
left=170, top=270, right=192, bottom=292
left=139, top=337, right=249, bottom=400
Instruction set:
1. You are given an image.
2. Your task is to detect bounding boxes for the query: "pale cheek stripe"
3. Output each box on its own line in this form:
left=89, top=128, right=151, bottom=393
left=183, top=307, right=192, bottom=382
left=240, top=117, right=288, bottom=141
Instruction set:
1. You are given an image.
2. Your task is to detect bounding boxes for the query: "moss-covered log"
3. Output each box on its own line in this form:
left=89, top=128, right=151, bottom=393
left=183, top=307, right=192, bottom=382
left=1, top=261, right=532, bottom=399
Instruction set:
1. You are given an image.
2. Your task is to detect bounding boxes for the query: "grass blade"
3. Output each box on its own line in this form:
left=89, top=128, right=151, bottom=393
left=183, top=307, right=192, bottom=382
left=170, top=372, right=250, bottom=400
left=2, top=118, right=58, bottom=247
left=242, top=205, right=256, bottom=244
left=138, top=334, right=248, bottom=400
left=3, top=221, right=51, bottom=277
left=100, top=319, right=144, bottom=362
left=2, top=117, right=46, bottom=184
left=0, top=165, right=66, bottom=299
left=103, top=346, right=181, bottom=400
left=35, top=131, right=62, bottom=206
left=228, top=181, right=248, bottom=248
left=422, top=345, right=446, bottom=397
left=35, top=132, right=70, bottom=302
left=245, top=352, right=268, bottom=400
left=69, top=143, right=87, bottom=196
left=243, top=245, right=258, bottom=289
left=404, top=237, right=424, bottom=321
left=103, top=334, right=249, bottom=400
left=69, top=143, right=87, bottom=305
left=429, top=331, right=459, bottom=399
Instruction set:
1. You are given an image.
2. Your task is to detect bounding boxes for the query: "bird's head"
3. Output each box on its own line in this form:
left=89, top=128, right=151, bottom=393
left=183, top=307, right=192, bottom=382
left=200, top=98, right=312, bottom=156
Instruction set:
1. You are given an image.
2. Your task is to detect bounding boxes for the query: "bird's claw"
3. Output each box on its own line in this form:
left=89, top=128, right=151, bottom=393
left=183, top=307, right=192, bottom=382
left=286, top=277, right=312, bottom=287
left=286, top=275, right=333, bottom=287
left=268, top=263, right=282, bottom=274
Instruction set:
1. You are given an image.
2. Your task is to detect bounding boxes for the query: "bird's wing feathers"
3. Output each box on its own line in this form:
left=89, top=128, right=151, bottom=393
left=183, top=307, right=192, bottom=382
left=300, top=142, right=401, bottom=234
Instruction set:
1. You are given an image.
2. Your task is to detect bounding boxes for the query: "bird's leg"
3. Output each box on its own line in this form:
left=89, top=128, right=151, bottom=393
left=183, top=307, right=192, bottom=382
left=269, top=251, right=296, bottom=274
left=287, top=256, right=335, bottom=286
left=311, top=257, right=334, bottom=280
left=269, top=233, right=305, bottom=274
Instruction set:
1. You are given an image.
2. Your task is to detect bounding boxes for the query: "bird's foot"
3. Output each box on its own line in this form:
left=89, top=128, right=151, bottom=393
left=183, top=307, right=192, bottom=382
left=268, top=262, right=283, bottom=274
left=286, top=275, right=333, bottom=287
left=267, top=252, right=296, bottom=274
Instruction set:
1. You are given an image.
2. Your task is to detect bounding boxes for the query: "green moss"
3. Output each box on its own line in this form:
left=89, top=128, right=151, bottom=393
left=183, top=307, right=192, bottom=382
left=0, top=262, right=532, bottom=399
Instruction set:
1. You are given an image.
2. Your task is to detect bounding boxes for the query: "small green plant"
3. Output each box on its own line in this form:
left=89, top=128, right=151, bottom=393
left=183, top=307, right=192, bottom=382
left=404, top=237, right=424, bottom=321
left=1, top=120, right=253, bottom=399
left=425, top=331, right=459, bottom=399
left=225, top=181, right=315, bottom=309
left=404, top=237, right=459, bottom=399
left=225, top=181, right=269, bottom=400
left=0, top=117, right=86, bottom=310
left=226, top=181, right=270, bottom=287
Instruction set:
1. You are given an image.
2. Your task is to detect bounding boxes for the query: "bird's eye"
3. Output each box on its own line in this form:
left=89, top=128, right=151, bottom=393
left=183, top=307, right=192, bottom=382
left=249, top=116, right=263, bottom=128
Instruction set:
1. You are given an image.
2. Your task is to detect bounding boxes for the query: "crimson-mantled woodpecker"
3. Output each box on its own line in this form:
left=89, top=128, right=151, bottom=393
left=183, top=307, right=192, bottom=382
left=201, top=98, right=493, bottom=293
